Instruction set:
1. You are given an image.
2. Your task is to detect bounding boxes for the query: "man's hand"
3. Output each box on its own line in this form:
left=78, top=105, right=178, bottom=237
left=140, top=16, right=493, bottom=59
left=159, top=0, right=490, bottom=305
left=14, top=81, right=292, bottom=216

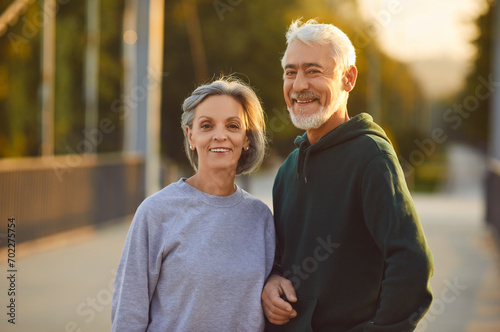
left=261, top=274, right=298, bottom=325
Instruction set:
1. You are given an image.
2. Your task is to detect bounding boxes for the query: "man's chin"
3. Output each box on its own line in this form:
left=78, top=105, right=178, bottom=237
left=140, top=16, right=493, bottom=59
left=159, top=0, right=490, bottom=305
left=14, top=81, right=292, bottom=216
left=289, top=107, right=331, bottom=130
left=290, top=114, right=327, bottom=130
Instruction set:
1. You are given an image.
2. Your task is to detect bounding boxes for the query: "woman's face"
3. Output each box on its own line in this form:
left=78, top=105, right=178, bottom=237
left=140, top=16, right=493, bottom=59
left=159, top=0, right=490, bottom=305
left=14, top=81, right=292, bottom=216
left=186, top=95, right=250, bottom=174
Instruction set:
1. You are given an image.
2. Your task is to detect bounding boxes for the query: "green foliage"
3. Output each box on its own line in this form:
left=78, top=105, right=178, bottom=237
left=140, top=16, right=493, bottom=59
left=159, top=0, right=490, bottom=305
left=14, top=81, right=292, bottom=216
left=0, top=1, right=41, bottom=157
left=0, top=0, right=426, bottom=165
left=98, top=0, right=125, bottom=153
left=161, top=0, right=425, bottom=168
left=440, top=0, right=494, bottom=149
left=0, top=0, right=124, bottom=157
left=54, top=1, right=86, bottom=155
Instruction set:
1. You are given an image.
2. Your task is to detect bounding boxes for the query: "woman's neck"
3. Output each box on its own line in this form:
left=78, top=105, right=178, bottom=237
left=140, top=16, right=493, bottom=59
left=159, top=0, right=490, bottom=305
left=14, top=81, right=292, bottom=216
left=186, top=168, right=237, bottom=196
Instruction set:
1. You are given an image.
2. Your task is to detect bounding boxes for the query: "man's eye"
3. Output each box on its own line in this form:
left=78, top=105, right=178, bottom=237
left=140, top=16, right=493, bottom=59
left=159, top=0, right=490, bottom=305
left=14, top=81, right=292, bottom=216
left=285, top=71, right=296, bottom=76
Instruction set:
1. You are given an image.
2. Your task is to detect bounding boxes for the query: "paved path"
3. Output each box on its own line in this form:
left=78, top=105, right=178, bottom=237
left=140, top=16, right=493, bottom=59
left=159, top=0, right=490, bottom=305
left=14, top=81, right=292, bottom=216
left=1, top=152, right=500, bottom=331
left=413, top=194, right=500, bottom=331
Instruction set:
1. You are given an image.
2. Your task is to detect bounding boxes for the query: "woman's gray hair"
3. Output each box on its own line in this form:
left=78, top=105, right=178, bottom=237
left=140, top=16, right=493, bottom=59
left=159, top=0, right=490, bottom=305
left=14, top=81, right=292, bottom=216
left=281, top=19, right=356, bottom=76
left=181, top=76, right=268, bottom=175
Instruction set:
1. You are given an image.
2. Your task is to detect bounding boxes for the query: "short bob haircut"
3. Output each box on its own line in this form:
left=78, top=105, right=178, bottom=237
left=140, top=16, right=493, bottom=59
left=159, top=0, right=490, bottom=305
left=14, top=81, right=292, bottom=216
left=181, top=76, right=267, bottom=175
left=281, top=18, right=356, bottom=76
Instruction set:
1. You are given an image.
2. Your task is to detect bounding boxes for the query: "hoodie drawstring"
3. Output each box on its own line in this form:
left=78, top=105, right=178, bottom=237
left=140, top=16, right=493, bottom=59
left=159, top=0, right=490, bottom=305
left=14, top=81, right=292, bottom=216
left=303, top=148, right=313, bottom=183
left=297, top=140, right=311, bottom=184
left=296, top=141, right=306, bottom=180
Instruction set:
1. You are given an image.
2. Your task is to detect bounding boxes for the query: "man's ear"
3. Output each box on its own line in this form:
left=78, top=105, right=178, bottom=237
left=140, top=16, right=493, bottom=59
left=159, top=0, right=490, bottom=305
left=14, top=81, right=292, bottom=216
left=343, top=66, right=358, bottom=92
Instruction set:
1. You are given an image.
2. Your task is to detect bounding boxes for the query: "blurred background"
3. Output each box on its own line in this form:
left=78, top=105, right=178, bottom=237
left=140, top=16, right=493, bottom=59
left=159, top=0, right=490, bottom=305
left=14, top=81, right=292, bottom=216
left=1, top=0, right=500, bottom=331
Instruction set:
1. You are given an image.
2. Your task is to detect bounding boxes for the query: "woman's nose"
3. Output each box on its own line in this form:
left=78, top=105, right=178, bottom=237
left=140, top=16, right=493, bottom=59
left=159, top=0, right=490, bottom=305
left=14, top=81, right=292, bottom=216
left=213, top=127, right=227, bottom=141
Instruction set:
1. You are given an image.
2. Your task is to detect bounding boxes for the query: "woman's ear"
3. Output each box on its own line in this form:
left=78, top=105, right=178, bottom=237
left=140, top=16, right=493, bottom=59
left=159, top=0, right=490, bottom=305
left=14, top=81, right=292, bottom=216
left=244, top=132, right=250, bottom=150
left=186, top=125, right=194, bottom=150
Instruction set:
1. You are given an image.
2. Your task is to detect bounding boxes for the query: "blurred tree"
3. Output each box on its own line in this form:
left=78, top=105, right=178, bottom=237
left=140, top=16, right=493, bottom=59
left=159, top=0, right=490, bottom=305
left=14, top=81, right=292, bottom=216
left=440, top=0, right=494, bottom=151
left=0, top=0, right=41, bottom=158
left=0, top=0, right=425, bottom=167
left=160, top=0, right=426, bottom=171
left=54, top=1, right=86, bottom=155
left=0, top=0, right=125, bottom=158
left=54, top=0, right=124, bottom=155
left=98, top=0, right=125, bottom=153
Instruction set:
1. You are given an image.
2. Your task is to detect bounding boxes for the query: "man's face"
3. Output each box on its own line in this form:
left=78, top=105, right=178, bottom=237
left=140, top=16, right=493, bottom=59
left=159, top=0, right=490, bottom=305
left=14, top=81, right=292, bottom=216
left=283, top=40, right=344, bottom=130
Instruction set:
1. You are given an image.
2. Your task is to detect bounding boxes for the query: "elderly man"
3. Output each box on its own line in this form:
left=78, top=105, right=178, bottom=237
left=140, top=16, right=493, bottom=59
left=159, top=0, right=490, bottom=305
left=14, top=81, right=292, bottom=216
left=261, top=19, right=433, bottom=332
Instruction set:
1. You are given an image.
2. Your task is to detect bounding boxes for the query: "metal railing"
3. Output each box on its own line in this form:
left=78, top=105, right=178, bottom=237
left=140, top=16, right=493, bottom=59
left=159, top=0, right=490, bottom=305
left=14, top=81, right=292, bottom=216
left=0, top=153, right=144, bottom=247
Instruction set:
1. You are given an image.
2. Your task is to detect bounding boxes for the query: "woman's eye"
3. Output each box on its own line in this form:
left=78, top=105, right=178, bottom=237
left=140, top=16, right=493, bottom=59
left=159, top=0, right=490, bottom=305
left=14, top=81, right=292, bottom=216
left=228, top=124, right=240, bottom=129
left=201, top=123, right=211, bottom=129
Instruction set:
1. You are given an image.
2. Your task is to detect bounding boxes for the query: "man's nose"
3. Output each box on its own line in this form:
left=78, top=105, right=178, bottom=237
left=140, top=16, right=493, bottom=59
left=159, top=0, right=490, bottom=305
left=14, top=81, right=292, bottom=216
left=293, top=71, right=309, bottom=91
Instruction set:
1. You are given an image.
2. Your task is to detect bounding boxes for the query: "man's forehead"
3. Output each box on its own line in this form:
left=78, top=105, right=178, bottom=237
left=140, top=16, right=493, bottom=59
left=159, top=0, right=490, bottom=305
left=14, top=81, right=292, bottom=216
left=284, top=40, right=331, bottom=65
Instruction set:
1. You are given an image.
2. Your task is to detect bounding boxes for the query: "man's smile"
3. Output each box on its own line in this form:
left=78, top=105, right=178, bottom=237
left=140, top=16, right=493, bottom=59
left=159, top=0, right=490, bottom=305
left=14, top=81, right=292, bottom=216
left=295, top=98, right=317, bottom=104
left=290, top=91, right=321, bottom=106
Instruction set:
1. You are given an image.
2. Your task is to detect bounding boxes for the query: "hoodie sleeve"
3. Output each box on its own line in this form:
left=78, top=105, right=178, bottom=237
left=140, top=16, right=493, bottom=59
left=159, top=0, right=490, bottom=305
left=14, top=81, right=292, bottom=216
left=111, top=200, right=164, bottom=332
left=361, top=152, right=434, bottom=332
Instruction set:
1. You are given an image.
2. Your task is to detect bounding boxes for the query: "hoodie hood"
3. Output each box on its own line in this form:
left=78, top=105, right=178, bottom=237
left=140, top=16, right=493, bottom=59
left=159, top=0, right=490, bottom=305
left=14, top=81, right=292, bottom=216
left=293, top=113, right=391, bottom=183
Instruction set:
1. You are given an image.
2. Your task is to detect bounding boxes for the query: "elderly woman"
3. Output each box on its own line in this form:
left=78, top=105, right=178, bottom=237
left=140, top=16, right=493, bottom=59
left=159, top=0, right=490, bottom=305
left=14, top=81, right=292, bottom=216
left=111, top=77, right=275, bottom=332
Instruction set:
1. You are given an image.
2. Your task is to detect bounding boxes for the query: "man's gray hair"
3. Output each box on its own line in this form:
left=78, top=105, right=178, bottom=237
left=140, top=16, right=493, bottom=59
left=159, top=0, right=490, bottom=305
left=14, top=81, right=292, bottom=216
left=181, top=76, right=268, bottom=175
left=281, top=19, right=356, bottom=75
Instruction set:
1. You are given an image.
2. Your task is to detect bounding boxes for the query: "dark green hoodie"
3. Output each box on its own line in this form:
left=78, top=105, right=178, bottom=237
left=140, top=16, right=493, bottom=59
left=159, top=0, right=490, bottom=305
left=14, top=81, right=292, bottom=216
left=268, top=113, right=433, bottom=332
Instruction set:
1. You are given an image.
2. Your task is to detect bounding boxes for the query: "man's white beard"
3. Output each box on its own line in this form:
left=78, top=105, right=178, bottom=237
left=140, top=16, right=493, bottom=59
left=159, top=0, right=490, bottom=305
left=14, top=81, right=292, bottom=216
left=288, top=99, right=341, bottom=130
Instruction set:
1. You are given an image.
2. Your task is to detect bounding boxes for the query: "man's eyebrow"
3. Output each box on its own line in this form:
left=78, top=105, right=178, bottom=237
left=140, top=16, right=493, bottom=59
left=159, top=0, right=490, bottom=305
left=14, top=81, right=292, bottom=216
left=284, top=63, right=324, bottom=70
left=303, top=62, right=324, bottom=69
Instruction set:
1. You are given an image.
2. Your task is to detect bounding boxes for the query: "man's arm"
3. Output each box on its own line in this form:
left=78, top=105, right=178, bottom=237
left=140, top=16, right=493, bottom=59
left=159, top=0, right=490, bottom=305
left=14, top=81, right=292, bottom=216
left=362, top=153, right=434, bottom=331
left=261, top=274, right=298, bottom=325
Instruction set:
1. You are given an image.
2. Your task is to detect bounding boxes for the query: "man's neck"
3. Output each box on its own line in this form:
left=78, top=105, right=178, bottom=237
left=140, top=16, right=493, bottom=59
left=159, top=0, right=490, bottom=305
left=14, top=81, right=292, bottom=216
left=306, top=110, right=350, bottom=145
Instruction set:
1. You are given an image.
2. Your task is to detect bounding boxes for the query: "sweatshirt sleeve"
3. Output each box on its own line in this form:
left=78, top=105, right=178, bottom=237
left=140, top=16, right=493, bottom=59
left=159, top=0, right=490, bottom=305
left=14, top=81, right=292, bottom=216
left=111, top=199, right=164, bottom=332
left=264, top=207, right=277, bottom=278
left=361, top=153, right=434, bottom=332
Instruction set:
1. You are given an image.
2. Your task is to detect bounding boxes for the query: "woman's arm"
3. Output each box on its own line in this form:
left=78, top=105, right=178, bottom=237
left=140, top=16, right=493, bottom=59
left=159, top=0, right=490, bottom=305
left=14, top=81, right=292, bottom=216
left=111, top=202, right=163, bottom=332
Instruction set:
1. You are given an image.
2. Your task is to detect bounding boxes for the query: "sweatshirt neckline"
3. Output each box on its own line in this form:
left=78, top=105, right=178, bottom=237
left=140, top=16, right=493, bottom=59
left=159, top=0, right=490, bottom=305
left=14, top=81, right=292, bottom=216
left=178, top=178, right=244, bottom=207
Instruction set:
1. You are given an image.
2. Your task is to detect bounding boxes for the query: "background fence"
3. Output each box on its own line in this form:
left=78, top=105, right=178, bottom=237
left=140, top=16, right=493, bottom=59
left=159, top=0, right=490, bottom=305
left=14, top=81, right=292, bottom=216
left=0, top=154, right=144, bottom=247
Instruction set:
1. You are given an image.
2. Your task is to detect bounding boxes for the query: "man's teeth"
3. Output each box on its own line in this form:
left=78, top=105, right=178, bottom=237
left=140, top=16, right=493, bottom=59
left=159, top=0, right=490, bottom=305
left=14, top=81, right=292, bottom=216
left=210, top=148, right=230, bottom=152
left=296, top=99, right=315, bottom=104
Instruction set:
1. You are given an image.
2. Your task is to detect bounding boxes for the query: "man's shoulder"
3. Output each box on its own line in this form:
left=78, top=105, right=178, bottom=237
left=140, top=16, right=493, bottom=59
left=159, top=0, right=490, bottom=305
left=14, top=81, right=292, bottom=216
left=276, top=148, right=299, bottom=170
left=345, top=132, right=396, bottom=158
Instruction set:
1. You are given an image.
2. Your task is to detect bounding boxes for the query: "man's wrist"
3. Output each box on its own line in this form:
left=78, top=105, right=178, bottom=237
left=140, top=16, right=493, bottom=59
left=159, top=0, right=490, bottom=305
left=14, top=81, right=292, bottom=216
left=271, top=263, right=283, bottom=276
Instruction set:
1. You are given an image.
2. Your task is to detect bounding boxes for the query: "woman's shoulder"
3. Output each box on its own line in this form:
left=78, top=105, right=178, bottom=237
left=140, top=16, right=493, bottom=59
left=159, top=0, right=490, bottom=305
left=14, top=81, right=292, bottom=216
left=135, top=179, right=192, bottom=219
left=240, top=189, right=272, bottom=215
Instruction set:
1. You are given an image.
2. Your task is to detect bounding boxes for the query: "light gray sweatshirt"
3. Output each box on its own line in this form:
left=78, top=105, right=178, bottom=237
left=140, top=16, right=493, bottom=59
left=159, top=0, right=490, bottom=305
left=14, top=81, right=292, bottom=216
left=111, top=178, right=275, bottom=332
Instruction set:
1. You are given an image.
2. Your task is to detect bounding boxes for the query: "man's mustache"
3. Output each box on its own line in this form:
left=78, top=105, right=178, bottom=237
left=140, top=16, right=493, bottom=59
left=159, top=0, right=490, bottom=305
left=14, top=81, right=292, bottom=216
left=290, top=91, right=320, bottom=100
